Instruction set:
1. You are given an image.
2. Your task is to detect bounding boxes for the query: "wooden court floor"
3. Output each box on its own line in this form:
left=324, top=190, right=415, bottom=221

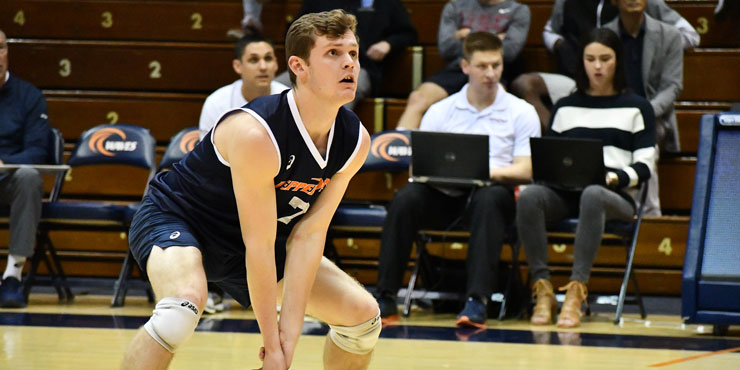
left=2, top=294, right=739, bottom=369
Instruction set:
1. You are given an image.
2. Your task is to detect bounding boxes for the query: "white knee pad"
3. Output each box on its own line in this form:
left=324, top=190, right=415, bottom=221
left=329, top=309, right=381, bottom=355
left=144, top=297, right=200, bottom=353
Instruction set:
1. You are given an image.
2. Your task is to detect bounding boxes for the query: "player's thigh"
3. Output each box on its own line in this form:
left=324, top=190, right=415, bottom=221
left=146, top=245, right=208, bottom=306
left=292, top=257, right=377, bottom=326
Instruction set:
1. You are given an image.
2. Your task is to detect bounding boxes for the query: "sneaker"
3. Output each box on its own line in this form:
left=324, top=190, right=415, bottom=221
left=377, top=293, right=399, bottom=324
left=456, top=296, right=487, bottom=329
left=0, top=277, right=26, bottom=308
left=204, top=291, right=225, bottom=314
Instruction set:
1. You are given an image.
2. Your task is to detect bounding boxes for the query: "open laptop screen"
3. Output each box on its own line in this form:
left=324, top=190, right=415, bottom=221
left=530, top=136, right=605, bottom=191
left=410, top=131, right=491, bottom=188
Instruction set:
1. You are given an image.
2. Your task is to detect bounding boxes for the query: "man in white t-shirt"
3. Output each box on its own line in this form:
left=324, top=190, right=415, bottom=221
left=376, top=32, right=540, bottom=329
left=199, top=34, right=289, bottom=139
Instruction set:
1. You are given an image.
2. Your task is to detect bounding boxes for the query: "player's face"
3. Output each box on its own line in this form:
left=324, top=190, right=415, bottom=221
left=234, top=41, right=278, bottom=89
left=0, top=32, right=8, bottom=83
left=461, top=49, right=503, bottom=92
left=305, top=30, right=360, bottom=104
left=583, top=42, right=617, bottom=92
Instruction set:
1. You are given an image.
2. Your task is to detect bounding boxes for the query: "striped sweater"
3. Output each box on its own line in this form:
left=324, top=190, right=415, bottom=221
left=548, top=92, right=657, bottom=190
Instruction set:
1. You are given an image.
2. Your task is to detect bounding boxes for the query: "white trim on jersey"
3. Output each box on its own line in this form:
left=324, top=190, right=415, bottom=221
left=337, top=121, right=364, bottom=173
left=287, top=89, right=335, bottom=170
left=210, top=107, right=282, bottom=178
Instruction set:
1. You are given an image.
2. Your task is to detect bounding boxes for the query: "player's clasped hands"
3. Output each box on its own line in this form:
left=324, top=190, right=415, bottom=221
left=255, top=346, right=289, bottom=370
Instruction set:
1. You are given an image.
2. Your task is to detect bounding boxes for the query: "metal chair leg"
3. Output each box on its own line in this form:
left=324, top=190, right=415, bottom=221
left=45, top=239, right=74, bottom=302
left=112, top=250, right=135, bottom=307
left=403, top=238, right=426, bottom=317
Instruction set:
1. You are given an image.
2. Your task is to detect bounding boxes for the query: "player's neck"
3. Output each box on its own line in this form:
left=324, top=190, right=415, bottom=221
left=241, top=83, right=271, bottom=102
left=291, top=87, right=340, bottom=147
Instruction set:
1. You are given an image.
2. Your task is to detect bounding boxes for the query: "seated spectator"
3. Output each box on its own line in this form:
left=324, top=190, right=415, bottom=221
left=199, top=34, right=289, bottom=139
left=511, top=0, right=697, bottom=134
left=227, top=0, right=268, bottom=39
left=395, top=0, right=531, bottom=130
left=0, top=29, right=51, bottom=308
left=376, top=32, right=540, bottom=328
left=517, top=28, right=657, bottom=328
left=275, top=0, right=418, bottom=110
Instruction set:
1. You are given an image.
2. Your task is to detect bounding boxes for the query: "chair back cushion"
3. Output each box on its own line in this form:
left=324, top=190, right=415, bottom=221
left=68, top=124, right=156, bottom=169
left=158, top=127, right=199, bottom=171
left=361, top=130, right=411, bottom=173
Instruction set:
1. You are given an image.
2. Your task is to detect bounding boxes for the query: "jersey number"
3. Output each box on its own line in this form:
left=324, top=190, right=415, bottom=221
left=277, top=196, right=310, bottom=225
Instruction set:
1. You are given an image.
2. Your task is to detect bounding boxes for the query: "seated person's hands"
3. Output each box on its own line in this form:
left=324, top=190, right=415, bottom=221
left=366, top=41, right=391, bottom=61
left=455, top=28, right=472, bottom=40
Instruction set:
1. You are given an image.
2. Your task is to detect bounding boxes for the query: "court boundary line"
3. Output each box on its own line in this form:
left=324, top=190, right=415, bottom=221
left=648, top=346, right=740, bottom=367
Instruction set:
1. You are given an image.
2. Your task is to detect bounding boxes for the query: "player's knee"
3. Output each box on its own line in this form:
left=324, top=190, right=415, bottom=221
left=329, top=308, right=381, bottom=355
left=143, top=297, right=201, bottom=353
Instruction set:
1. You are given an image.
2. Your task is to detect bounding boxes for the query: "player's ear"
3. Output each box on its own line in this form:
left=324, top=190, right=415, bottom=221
left=232, top=59, right=242, bottom=75
left=288, top=55, right=306, bottom=80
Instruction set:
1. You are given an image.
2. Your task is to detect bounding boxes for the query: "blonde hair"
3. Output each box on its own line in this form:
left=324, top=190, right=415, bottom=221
left=285, top=9, right=358, bottom=85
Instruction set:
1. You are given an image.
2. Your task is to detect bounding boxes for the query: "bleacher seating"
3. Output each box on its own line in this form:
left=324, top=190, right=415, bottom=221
left=0, top=0, right=736, bottom=297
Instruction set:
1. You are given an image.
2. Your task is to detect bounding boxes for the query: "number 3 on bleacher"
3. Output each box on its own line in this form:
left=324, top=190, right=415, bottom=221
left=277, top=196, right=310, bottom=225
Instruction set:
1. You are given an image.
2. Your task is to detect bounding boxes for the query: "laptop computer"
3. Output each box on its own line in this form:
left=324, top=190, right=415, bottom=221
left=410, top=131, right=492, bottom=188
left=530, top=136, right=605, bottom=191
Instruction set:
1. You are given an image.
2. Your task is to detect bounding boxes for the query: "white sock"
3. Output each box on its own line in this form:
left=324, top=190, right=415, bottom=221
left=3, top=254, right=27, bottom=281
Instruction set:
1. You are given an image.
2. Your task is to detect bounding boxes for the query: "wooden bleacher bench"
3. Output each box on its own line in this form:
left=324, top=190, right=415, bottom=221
left=44, top=90, right=207, bottom=144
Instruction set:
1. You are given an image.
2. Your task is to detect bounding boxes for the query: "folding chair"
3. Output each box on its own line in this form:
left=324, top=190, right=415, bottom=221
left=405, top=220, right=522, bottom=319
left=328, top=130, right=411, bottom=266
left=25, top=124, right=157, bottom=303
left=546, top=182, right=649, bottom=324
left=111, top=126, right=199, bottom=307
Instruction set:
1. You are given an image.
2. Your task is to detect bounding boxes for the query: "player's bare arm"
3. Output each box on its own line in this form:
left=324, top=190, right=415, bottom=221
left=278, top=125, right=370, bottom=366
left=214, top=111, right=286, bottom=369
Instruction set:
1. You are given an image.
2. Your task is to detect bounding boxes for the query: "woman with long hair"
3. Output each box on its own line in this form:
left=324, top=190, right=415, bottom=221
left=517, top=27, right=657, bottom=328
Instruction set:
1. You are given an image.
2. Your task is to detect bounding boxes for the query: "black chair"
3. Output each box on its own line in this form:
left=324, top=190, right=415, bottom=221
left=111, top=126, right=199, bottom=307
left=546, top=182, right=649, bottom=324
left=405, top=220, right=522, bottom=320
left=327, top=130, right=412, bottom=266
left=24, top=124, right=157, bottom=303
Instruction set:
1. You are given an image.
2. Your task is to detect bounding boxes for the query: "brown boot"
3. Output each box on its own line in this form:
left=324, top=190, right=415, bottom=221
left=530, top=279, right=557, bottom=325
left=556, top=280, right=588, bottom=328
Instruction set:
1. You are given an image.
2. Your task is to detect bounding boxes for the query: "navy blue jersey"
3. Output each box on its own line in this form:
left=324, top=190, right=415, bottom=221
left=147, top=89, right=363, bottom=255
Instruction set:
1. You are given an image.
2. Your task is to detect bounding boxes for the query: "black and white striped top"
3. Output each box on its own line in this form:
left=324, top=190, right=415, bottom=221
left=548, top=92, right=657, bottom=189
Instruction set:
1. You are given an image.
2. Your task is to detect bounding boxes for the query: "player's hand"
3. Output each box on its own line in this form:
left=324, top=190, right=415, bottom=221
left=367, top=41, right=391, bottom=61
left=255, top=346, right=288, bottom=370
left=280, top=335, right=297, bottom=369
left=455, top=28, right=472, bottom=40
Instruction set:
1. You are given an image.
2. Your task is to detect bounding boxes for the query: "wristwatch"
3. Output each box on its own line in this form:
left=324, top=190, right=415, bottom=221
left=606, top=172, right=619, bottom=187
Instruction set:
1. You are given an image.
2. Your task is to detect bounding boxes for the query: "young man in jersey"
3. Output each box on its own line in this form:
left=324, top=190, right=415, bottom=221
left=121, top=10, right=376, bottom=370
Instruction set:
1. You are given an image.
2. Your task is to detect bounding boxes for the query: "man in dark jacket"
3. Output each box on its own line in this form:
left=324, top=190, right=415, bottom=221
left=0, top=29, right=51, bottom=308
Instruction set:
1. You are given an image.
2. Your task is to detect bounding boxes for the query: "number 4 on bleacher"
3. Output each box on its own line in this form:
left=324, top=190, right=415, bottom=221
left=14, top=10, right=26, bottom=26
left=658, top=237, right=672, bottom=256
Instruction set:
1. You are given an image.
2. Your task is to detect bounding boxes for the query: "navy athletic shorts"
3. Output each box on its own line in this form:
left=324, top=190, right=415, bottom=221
left=425, top=64, right=468, bottom=95
left=129, top=196, right=287, bottom=308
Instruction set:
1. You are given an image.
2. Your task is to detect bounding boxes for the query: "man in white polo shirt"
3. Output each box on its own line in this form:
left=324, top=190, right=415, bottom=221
left=199, top=34, right=289, bottom=139
left=375, top=31, right=540, bottom=329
